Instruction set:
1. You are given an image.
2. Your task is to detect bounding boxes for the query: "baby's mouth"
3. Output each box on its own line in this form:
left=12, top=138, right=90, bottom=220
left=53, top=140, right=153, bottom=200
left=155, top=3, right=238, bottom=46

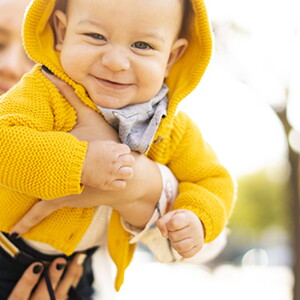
left=96, top=77, right=132, bottom=90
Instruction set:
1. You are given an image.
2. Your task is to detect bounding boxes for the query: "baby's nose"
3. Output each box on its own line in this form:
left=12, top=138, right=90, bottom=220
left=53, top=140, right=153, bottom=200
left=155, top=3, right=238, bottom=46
left=101, top=47, right=130, bottom=72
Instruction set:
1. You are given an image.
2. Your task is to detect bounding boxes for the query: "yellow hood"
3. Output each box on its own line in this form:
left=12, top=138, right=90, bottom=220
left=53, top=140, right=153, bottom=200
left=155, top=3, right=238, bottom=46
left=23, top=0, right=213, bottom=113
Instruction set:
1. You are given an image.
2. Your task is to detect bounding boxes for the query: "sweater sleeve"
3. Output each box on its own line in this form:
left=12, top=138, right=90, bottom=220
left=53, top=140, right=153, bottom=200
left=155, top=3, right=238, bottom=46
left=167, top=112, right=236, bottom=242
left=0, top=75, right=88, bottom=199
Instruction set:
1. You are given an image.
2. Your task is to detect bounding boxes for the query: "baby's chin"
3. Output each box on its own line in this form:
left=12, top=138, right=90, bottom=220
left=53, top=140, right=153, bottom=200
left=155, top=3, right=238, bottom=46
left=90, top=95, right=128, bottom=110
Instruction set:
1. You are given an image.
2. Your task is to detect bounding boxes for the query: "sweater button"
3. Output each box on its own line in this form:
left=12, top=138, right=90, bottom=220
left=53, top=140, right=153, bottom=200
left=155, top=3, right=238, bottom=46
left=154, top=136, right=164, bottom=144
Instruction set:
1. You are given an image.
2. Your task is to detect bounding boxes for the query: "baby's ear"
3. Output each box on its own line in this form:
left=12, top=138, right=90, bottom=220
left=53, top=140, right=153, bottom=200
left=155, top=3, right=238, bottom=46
left=53, top=10, right=67, bottom=51
left=165, top=38, right=188, bottom=77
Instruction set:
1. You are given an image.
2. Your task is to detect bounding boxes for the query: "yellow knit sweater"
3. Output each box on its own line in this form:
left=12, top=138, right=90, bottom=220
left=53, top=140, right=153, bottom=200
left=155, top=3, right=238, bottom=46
left=0, top=0, right=235, bottom=290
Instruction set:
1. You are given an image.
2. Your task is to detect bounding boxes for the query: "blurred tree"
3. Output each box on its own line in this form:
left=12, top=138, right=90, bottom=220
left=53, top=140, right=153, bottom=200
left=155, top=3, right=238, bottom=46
left=211, top=5, right=299, bottom=297
left=276, top=107, right=300, bottom=300
left=208, top=1, right=299, bottom=296
left=230, top=171, right=291, bottom=236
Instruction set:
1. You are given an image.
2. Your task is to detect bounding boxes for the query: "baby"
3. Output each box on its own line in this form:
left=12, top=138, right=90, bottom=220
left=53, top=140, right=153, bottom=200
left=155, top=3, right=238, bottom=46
left=0, top=0, right=235, bottom=298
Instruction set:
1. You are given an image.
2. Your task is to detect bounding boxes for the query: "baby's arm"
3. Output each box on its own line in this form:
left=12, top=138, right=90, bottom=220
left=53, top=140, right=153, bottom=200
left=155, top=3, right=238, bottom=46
left=126, top=163, right=206, bottom=259
left=166, top=112, right=236, bottom=244
left=10, top=153, right=162, bottom=236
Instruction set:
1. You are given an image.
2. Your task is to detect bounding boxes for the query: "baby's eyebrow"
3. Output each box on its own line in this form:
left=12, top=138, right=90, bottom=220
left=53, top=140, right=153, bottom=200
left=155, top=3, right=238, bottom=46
left=75, top=19, right=165, bottom=43
left=76, top=19, right=102, bottom=28
left=134, top=31, right=165, bottom=42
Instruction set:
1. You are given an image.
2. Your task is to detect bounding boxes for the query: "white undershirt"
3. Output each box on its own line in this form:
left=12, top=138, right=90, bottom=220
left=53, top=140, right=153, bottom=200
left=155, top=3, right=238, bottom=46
left=24, top=205, right=112, bottom=254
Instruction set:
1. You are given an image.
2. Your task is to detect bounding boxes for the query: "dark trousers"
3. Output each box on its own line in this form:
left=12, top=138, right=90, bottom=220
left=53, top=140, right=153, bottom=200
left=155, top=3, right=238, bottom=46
left=0, top=233, right=97, bottom=299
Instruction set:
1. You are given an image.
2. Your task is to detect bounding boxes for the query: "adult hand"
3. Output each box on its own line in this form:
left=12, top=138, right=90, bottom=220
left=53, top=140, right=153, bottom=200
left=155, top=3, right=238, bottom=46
left=9, top=188, right=113, bottom=237
left=8, top=253, right=86, bottom=300
left=42, top=69, right=119, bottom=143
left=42, top=69, right=135, bottom=191
left=9, top=69, right=162, bottom=236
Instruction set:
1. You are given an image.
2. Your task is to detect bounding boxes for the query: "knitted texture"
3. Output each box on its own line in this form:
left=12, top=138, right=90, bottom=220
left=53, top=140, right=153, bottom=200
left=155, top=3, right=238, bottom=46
left=0, top=66, right=91, bottom=253
left=148, top=112, right=235, bottom=243
left=0, top=0, right=236, bottom=291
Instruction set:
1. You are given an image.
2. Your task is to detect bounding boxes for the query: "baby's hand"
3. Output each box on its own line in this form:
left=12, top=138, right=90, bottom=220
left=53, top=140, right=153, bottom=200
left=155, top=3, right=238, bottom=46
left=156, top=209, right=205, bottom=258
left=81, top=140, right=135, bottom=190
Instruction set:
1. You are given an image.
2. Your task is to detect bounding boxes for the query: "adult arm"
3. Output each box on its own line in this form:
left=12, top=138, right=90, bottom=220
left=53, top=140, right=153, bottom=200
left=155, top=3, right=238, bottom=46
left=0, top=66, right=134, bottom=198
left=10, top=73, right=163, bottom=236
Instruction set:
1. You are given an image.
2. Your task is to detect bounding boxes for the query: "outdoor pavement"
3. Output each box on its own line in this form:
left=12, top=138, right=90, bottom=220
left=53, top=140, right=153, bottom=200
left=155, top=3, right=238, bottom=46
left=92, top=247, right=293, bottom=300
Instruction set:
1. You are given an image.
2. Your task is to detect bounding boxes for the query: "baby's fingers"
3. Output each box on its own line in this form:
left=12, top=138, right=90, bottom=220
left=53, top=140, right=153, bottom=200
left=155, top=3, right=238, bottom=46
left=168, top=226, right=203, bottom=257
left=156, top=211, right=176, bottom=237
left=10, top=200, right=59, bottom=237
left=116, top=153, right=135, bottom=179
left=104, top=153, right=134, bottom=190
left=118, top=166, right=134, bottom=180
left=172, top=240, right=203, bottom=258
left=168, top=226, right=192, bottom=242
left=157, top=210, right=188, bottom=237
left=103, top=155, right=134, bottom=190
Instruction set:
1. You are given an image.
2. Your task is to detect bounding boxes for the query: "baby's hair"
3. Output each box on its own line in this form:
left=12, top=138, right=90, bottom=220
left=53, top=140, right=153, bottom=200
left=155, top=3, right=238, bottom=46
left=179, top=0, right=193, bottom=38
left=54, top=0, right=67, bottom=12
left=51, top=0, right=67, bottom=46
left=53, top=0, right=193, bottom=38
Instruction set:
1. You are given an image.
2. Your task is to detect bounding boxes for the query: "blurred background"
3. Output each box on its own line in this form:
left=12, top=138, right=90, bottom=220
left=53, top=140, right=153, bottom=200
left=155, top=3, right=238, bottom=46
left=94, top=0, right=300, bottom=299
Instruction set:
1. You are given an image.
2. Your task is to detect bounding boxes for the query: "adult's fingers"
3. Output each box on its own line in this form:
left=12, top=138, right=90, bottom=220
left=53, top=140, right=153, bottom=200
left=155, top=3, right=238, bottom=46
left=42, top=69, right=94, bottom=122
left=10, top=200, right=60, bottom=237
left=8, top=254, right=86, bottom=300
left=7, top=263, right=44, bottom=300
left=55, top=253, right=86, bottom=298
left=42, top=68, right=121, bottom=143
left=31, top=257, right=67, bottom=300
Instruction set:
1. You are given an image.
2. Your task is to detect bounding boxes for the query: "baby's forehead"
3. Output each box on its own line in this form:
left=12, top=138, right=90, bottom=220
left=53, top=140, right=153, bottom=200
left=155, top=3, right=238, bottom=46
left=64, top=0, right=185, bottom=11
left=63, top=0, right=186, bottom=22
left=63, top=0, right=189, bottom=37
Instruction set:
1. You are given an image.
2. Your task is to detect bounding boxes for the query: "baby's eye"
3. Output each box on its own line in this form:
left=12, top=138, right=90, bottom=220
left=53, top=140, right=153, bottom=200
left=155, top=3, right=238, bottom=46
left=85, top=33, right=106, bottom=41
left=132, top=41, right=153, bottom=50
